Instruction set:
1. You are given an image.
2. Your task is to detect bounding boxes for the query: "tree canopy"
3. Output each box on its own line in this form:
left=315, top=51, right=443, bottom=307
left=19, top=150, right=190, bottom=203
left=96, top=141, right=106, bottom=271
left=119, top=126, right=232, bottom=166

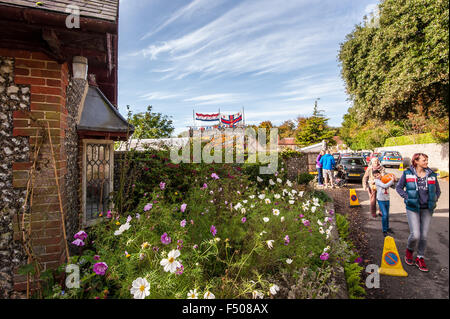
left=338, top=0, right=449, bottom=124
left=128, top=105, right=174, bottom=139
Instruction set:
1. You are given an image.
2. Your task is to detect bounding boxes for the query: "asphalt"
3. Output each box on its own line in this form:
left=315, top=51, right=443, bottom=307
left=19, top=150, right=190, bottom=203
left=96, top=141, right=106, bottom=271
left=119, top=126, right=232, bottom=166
left=352, top=168, right=449, bottom=299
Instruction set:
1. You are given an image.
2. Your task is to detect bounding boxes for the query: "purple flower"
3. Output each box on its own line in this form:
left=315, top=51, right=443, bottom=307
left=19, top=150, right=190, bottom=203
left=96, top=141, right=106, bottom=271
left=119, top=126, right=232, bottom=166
left=106, top=210, right=112, bottom=218
left=144, top=203, right=153, bottom=211
left=299, top=214, right=304, bottom=218
left=180, top=203, right=187, bottom=213
left=302, top=220, right=310, bottom=227
left=210, top=225, right=217, bottom=237
left=354, top=257, right=362, bottom=264
left=211, top=173, right=219, bottom=180
left=126, top=215, right=132, bottom=223
left=161, top=232, right=171, bottom=245
left=175, top=263, right=184, bottom=275
left=201, top=183, right=208, bottom=189
left=94, top=255, right=100, bottom=261
left=177, top=239, right=184, bottom=249
left=74, top=231, right=87, bottom=241
left=241, top=217, right=247, bottom=223
left=160, top=182, right=166, bottom=190
left=71, top=239, right=85, bottom=247
left=193, top=244, right=198, bottom=249
left=284, top=235, right=290, bottom=245
left=93, top=262, right=108, bottom=275
left=328, top=209, right=334, bottom=215
left=320, top=252, right=329, bottom=261
left=180, top=219, right=187, bottom=227
left=136, top=213, right=141, bottom=220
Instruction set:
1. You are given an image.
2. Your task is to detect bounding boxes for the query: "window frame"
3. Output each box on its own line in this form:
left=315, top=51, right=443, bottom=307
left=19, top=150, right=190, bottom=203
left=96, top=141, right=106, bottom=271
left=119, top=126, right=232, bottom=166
left=81, top=139, right=115, bottom=227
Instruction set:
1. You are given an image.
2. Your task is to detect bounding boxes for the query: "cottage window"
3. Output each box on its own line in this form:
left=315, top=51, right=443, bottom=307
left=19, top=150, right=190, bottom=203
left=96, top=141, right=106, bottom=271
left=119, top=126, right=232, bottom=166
left=82, top=139, right=114, bottom=226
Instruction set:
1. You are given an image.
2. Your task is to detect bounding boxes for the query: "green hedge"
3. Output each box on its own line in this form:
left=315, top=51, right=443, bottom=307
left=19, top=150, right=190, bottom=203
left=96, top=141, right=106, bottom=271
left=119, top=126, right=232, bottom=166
left=384, top=133, right=439, bottom=147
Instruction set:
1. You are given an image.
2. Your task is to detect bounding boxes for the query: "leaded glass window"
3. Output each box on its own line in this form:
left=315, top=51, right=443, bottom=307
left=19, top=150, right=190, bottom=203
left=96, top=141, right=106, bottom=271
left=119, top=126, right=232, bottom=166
left=82, top=140, right=114, bottom=226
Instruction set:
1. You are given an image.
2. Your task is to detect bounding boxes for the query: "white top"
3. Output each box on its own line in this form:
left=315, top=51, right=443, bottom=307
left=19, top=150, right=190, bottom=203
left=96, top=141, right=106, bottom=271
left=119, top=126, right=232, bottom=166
left=374, top=178, right=394, bottom=201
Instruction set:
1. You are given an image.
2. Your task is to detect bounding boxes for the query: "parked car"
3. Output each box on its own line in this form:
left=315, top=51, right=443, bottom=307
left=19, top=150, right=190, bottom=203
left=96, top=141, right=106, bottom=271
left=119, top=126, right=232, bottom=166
left=366, top=152, right=380, bottom=163
left=378, top=151, right=403, bottom=168
left=332, top=153, right=341, bottom=161
left=361, top=151, right=371, bottom=161
left=335, top=156, right=368, bottom=181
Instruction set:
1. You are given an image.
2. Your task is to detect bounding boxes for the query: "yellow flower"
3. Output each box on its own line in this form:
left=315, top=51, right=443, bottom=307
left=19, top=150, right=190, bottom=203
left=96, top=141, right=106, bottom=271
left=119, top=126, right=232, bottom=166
left=126, top=254, right=131, bottom=258
left=116, top=221, right=121, bottom=226
left=175, top=192, right=178, bottom=195
left=141, top=242, right=150, bottom=249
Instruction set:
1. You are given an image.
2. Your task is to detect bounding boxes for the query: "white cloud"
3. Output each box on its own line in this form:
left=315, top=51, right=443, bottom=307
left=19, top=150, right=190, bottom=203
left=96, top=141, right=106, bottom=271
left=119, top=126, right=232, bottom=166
left=184, top=93, right=242, bottom=105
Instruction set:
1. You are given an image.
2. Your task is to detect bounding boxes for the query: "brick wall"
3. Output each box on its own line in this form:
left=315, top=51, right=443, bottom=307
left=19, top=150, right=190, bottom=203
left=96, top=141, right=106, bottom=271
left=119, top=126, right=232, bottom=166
left=0, top=48, right=70, bottom=295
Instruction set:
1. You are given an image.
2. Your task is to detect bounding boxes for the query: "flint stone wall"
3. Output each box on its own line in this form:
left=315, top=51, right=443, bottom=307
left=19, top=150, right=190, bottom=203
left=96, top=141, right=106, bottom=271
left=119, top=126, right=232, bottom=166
left=0, top=56, right=30, bottom=298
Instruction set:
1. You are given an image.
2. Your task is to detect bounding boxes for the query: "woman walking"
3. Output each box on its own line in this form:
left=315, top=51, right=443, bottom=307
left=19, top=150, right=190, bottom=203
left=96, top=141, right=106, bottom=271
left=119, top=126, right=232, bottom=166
left=316, top=150, right=325, bottom=187
left=396, top=153, right=441, bottom=272
left=362, top=157, right=386, bottom=218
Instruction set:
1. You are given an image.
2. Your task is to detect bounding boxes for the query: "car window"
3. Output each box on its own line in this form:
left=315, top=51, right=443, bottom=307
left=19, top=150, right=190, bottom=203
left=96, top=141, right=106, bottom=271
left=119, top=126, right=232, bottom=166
left=340, top=158, right=366, bottom=165
left=385, top=152, right=400, bottom=157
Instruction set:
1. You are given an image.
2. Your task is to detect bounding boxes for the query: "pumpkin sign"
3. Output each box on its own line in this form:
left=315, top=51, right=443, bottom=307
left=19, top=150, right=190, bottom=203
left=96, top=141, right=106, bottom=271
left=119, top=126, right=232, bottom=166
left=381, top=173, right=395, bottom=184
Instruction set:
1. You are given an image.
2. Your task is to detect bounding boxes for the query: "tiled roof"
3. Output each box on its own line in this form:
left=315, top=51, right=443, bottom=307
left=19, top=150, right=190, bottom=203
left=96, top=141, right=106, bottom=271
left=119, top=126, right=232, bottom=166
left=0, top=0, right=119, bottom=22
left=278, top=137, right=296, bottom=145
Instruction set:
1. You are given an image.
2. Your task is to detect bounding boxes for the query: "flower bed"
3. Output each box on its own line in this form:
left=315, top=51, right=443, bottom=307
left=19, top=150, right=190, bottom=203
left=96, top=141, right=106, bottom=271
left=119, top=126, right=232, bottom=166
left=37, top=151, right=361, bottom=299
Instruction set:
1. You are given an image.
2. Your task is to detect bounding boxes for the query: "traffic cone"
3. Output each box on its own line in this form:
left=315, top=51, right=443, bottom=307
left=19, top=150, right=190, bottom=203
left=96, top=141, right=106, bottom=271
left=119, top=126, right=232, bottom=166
left=378, top=236, right=408, bottom=277
left=398, top=162, right=404, bottom=171
left=349, top=189, right=360, bottom=207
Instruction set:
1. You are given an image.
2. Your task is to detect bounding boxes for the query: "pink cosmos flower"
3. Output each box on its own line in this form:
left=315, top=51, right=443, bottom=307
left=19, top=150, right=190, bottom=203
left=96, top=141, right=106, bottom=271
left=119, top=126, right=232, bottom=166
left=284, top=235, right=290, bottom=245
left=126, top=215, right=132, bottom=223
left=144, top=203, right=152, bottom=211
left=161, top=232, right=171, bottom=245
left=201, top=183, right=208, bottom=189
left=106, top=210, right=112, bottom=218
left=94, top=255, right=100, bottom=261
left=193, top=244, right=198, bottom=249
left=71, top=239, right=85, bottom=247
left=210, top=225, right=217, bottom=236
left=302, top=220, right=310, bottom=227
left=320, top=252, right=329, bottom=261
left=93, top=262, right=108, bottom=275
left=176, top=263, right=184, bottom=275
left=241, top=217, right=247, bottom=223
left=211, top=173, right=219, bottom=180
left=160, top=182, right=166, bottom=190
left=180, top=219, right=187, bottom=227
left=74, top=231, right=87, bottom=241
left=180, top=203, right=187, bottom=213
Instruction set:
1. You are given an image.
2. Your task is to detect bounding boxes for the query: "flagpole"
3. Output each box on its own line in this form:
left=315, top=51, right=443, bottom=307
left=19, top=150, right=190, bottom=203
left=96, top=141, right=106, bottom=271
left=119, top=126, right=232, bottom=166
left=193, top=108, right=195, bottom=128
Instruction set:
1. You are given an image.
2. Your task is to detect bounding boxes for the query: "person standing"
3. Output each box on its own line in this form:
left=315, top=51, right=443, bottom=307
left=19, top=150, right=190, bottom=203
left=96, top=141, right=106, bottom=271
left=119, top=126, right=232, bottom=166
left=373, top=170, right=395, bottom=237
left=362, top=157, right=386, bottom=218
left=319, top=150, right=336, bottom=188
left=316, top=150, right=325, bottom=187
left=396, top=153, right=441, bottom=272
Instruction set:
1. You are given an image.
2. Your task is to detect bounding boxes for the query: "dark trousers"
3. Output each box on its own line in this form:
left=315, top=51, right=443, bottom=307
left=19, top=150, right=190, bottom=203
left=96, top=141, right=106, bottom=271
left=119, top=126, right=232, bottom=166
left=317, top=167, right=323, bottom=185
left=367, top=188, right=377, bottom=216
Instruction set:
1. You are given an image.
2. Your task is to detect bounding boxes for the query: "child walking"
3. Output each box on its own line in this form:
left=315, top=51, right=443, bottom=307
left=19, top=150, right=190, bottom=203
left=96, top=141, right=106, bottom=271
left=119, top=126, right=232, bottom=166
left=373, top=170, right=395, bottom=237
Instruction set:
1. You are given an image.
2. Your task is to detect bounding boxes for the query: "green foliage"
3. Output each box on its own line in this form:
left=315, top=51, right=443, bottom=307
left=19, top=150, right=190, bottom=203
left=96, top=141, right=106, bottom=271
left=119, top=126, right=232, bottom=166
left=295, top=114, right=336, bottom=147
left=344, top=262, right=366, bottom=299
left=297, top=173, right=315, bottom=185
left=384, top=132, right=440, bottom=146
left=128, top=105, right=174, bottom=139
left=338, top=0, right=449, bottom=124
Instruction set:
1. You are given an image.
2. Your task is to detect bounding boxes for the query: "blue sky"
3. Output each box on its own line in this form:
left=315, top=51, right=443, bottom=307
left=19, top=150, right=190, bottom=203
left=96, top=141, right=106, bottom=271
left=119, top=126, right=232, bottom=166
left=117, top=0, right=379, bottom=135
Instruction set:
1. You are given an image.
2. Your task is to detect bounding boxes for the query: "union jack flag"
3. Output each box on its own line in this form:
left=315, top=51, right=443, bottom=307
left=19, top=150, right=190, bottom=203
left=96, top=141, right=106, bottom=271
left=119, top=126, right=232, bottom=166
left=220, top=113, right=242, bottom=127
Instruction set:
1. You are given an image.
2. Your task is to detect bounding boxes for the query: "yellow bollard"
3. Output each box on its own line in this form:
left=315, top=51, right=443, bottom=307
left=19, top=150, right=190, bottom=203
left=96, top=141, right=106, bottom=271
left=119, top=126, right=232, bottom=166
left=378, top=236, right=408, bottom=277
left=349, top=189, right=360, bottom=207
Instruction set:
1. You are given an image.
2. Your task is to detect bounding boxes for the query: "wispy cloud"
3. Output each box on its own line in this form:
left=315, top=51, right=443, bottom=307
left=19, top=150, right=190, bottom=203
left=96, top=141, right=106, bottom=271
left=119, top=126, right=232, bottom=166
left=184, top=93, right=243, bottom=105
left=138, top=91, right=182, bottom=101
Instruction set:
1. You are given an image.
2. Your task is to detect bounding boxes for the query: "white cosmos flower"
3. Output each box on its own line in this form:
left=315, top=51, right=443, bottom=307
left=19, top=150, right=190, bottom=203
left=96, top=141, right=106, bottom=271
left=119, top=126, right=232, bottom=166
left=252, top=290, right=264, bottom=299
left=260, top=230, right=267, bottom=236
left=251, top=204, right=255, bottom=208
left=269, top=284, right=280, bottom=295
left=187, top=289, right=198, bottom=299
left=311, top=206, right=317, bottom=213
left=280, top=216, right=285, bottom=222
left=326, top=229, right=331, bottom=235
left=274, top=194, right=281, bottom=199
left=241, top=208, right=246, bottom=214
left=266, top=240, right=274, bottom=249
left=289, top=200, right=295, bottom=205
left=291, top=189, right=297, bottom=194
left=269, top=179, right=275, bottom=185
left=160, top=249, right=181, bottom=273
left=313, top=198, right=320, bottom=206
left=204, top=291, right=215, bottom=299
left=323, top=246, right=330, bottom=252
left=319, top=227, right=325, bottom=234
left=258, top=194, right=265, bottom=200
left=114, top=222, right=131, bottom=236
left=257, top=176, right=263, bottom=182
left=263, top=217, right=270, bottom=223
left=286, top=180, right=292, bottom=187
left=317, top=220, right=323, bottom=226
left=282, top=189, right=289, bottom=195
left=265, top=198, right=271, bottom=204
left=130, top=277, right=150, bottom=299
left=328, top=225, right=333, bottom=231
left=234, top=202, right=242, bottom=210
left=249, top=195, right=255, bottom=199
left=243, top=200, right=248, bottom=204
left=286, top=258, right=293, bottom=264
left=272, top=209, right=280, bottom=216
left=277, top=178, right=282, bottom=183
left=299, top=191, right=304, bottom=197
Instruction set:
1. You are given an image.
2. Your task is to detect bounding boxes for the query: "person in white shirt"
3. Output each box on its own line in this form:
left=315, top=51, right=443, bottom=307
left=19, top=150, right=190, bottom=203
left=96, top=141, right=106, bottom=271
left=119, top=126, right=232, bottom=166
left=373, top=170, right=395, bottom=237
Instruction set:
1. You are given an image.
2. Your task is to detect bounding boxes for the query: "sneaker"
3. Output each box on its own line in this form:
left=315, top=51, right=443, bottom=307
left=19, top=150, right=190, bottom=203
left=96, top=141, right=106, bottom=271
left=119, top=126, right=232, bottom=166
left=404, top=249, right=414, bottom=266
left=387, top=228, right=395, bottom=235
left=415, top=257, right=429, bottom=272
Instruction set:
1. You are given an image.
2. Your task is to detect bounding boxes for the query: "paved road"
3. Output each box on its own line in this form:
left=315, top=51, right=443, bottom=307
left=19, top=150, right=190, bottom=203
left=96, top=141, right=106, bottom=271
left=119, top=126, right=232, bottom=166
left=350, top=168, right=449, bottom=299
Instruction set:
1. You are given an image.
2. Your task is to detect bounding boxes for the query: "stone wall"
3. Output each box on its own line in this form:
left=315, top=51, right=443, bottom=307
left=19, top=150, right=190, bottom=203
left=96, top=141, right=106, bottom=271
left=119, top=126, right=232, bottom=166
left=374, top=143, right=449, bottom=172
left=284, top=152, right=319, bottom=181
left=0, top=56, right=31, bottom=298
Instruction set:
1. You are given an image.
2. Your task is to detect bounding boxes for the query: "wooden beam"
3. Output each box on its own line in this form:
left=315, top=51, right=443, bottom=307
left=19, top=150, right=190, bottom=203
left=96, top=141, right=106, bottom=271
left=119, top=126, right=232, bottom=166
left=42, top=28, right=64, bottom=62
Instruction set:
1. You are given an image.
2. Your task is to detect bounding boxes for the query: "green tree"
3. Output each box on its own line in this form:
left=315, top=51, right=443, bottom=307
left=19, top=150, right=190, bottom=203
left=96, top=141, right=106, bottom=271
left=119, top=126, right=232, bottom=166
left=295, top=103, right=336, bottom=147
left=128, top=105, right=174, bottom=139
left=338, top=0, right=449, bottom=124
left=278, top=120, right=296, bottom=139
